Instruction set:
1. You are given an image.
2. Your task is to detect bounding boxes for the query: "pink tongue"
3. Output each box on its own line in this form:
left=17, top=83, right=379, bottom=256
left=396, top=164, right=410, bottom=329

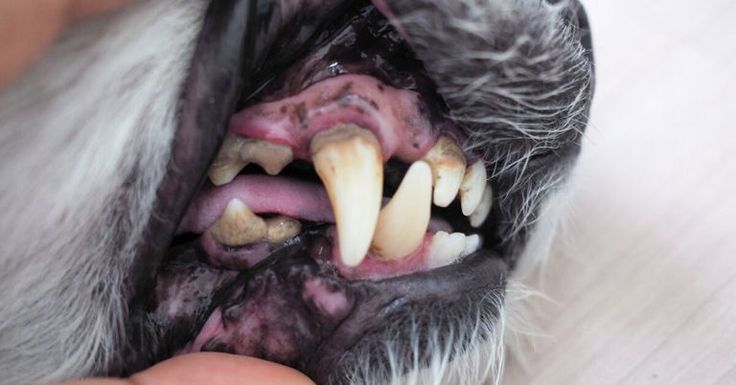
left=178, top=175, right=333, bottom=234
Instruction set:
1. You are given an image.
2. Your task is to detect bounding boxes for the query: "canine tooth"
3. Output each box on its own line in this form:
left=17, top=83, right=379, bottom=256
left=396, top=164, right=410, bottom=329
left=371, top=161, right=433, bottom=260
left=265, top=216, right=302, bottom=243
left=311, top=124, right=383, bottom=267
left=460, top=161, right=487, bottom=216
left=463, top=234, right=482, bottom=256
left=208, top=134, right=248, bottom=185
left=427, top=231, right=466, bottom=269
left=469, top=185, right=493, bottom=228
left=208, top=199, right=268, bottom=246
left=423, top=136, right=467, bottom=207
left=241, top=139, right=293, bottom=175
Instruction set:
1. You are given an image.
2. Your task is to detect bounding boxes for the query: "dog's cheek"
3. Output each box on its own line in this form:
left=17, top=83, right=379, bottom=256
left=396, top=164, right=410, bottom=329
left=0, top=1, right=210, bottom=384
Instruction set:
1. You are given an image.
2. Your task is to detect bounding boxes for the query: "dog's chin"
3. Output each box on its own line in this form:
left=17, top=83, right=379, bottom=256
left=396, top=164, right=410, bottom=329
left=0, top=1, right=593, bottom=384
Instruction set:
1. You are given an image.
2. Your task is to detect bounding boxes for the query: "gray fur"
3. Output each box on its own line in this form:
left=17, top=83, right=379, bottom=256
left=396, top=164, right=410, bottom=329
left=0, top=1, right=207, bottom=384
left=0, top=0, right=591, bottom=384
left=387, top=0, right=593, bottom=254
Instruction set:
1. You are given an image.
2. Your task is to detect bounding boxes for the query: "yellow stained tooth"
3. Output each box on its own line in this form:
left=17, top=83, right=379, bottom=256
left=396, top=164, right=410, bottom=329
left=265, top=216, right=302, bottom=243
left=371, top=161, right=432, bottom=261
left=460, top=160, right=487, bottom=216
left=208, top=134, right=248, bottom=186
left=423, top=136, right=467, bottom=207
left=311, top=124, right=383, bottom=267
left=241, top=139, right=293, bottom=175
left=208, top=199, right=267, bottom=246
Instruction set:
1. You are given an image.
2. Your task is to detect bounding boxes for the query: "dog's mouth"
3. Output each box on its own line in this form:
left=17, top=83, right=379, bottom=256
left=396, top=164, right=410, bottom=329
left=122, top=1, right=593, bottom=384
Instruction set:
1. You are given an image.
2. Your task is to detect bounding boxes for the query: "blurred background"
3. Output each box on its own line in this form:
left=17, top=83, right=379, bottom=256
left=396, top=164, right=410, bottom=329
left=505, top=0, right=736, bottom=384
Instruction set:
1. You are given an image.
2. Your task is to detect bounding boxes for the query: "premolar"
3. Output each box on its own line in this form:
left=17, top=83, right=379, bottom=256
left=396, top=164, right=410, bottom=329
left=241, top=139, right=293, bottom=176
left=423, top=136, right=467, bottom=207
left=208, top=199, right=268, bottom=247
left=208, top=134, right=293, bottom=186
left=370, top=161, right=433, bottom=261
left=311, top=124, right=384, bottom=267
left=266, top=216, right=302, bottom=243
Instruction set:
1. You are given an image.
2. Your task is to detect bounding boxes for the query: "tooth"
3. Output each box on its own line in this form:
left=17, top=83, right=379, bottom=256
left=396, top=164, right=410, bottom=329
left=460, top=161, right=487, bottom=216
left=265, top=216, right=302, bottom=243
left=241, top=139, right=293, bottom=175
left=311, top=124, right=383, bottom=267
left=427, top=231, right=466, bottom=269
left=208, top=135, right=248, bottom=185
left=469, top=185, right=493, bottom=228
left=208, top=199, right=267, bottom=246
left=422, top=136, right=467, bottom=207
left=463, top=234, right=482, bottom=256
left=371, top=161, right=433, bottom=260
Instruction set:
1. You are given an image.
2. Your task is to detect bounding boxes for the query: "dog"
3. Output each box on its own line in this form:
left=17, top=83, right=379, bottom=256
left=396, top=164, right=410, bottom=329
left=0, top=1, right=594, bottom=384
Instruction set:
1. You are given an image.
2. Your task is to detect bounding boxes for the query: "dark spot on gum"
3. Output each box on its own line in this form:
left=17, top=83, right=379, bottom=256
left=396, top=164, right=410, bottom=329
left=294, top=103, right=308, bottom=128
left=333, top=81, right=354, bottom=102
left=368, top=99, right=379, bottom=110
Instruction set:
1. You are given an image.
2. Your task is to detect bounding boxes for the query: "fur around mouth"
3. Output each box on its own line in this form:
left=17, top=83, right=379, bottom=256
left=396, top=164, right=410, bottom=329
left=122, top=1, right=595, bottom=384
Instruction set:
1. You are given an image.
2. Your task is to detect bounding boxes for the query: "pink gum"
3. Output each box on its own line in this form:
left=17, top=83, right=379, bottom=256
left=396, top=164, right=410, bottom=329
left=228, top=74, right=439, bottom=162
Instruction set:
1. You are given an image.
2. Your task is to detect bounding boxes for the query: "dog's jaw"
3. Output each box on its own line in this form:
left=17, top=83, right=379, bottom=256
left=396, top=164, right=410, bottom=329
left=0, top=1, right=593, bottom=384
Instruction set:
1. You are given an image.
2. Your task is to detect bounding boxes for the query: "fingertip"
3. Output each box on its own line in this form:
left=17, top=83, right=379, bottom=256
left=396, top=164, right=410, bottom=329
left=130, top=353, right=315, bottom=385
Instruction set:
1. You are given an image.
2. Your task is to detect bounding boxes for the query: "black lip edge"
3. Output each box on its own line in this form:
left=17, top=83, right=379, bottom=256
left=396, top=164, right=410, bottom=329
left=307, top=250, right=508, bottom=385
left=125, top=0, right=250, bottom=303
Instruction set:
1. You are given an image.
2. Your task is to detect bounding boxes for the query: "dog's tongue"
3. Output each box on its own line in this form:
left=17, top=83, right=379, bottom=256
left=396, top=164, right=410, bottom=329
left=178, top=175, right=334, bottom=234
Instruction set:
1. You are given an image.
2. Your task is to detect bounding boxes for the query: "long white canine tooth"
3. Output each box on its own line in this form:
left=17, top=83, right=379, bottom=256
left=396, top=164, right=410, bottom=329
left=462, top=234, right=482, bottom=257
left=241, top=139, right=293, bottom=175
left=265, top=216, right=302, bottom=243
left=311, top=124, right=383, bottom=267
left=460, top=160, right=487, bottom=216
left=427, top=231, right=466, bottom=269
left=470, top=185, right=493, bottom=228
left=208, top=199, right=267, bottom=246
left=371, top=161, right=433, bottom=260
left=208, top=134, right=248, bottom=185
left=423, top=136, right=467, bottom=207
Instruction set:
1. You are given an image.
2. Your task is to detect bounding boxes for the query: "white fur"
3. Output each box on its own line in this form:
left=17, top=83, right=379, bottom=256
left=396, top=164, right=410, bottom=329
left=0, top=1, right=207, bottom=384
left=343, top=294, right=506, bottom=385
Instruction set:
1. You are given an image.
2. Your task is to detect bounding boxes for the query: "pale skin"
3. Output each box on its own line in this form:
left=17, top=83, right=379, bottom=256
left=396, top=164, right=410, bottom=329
left=0, top=1, right=313, bottom=384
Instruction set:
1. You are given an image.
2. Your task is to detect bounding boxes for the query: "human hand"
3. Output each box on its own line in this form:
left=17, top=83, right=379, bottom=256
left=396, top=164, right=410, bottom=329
left=57, top=353, right=314, bottom=385
left=0, top=0, right=130, bottom=88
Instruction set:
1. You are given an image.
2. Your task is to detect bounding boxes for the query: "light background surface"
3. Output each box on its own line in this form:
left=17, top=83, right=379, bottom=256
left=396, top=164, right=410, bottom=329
left=504, top=0, right=736, bottom=384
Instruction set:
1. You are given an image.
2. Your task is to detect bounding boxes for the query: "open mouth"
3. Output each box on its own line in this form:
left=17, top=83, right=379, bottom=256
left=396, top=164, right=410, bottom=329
left=121, top=1, right=594, bottom=384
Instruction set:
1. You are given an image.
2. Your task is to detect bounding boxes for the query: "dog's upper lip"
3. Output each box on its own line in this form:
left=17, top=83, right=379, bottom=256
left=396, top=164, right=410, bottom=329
left=126, top=1, right=250, bottom=299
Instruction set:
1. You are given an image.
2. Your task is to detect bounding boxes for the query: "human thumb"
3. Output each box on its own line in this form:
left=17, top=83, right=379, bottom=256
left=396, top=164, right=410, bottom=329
left=58, top=353, right=315, bottom=385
